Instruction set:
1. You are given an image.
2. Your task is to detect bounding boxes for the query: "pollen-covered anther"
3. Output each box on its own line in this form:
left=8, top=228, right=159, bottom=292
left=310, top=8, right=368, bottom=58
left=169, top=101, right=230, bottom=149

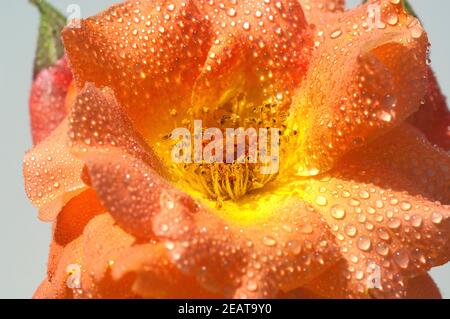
left=177, top=128, right=280, bottom=204
left=182, top=160, right=276, bottom=205
left=165, top=96, right=286, bottom=204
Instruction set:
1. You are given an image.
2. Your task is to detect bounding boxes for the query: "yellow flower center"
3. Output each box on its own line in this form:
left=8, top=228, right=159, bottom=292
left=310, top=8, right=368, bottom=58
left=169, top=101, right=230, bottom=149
left=155, top=93, right=289, bottom=207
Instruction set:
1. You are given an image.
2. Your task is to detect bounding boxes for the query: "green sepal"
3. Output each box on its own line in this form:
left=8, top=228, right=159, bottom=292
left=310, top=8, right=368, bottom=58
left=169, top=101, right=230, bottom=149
left=30, top=0, right=66, bottom=78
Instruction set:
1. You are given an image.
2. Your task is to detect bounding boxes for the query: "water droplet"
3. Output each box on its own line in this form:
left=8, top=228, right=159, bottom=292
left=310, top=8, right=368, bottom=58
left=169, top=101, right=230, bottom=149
left=345, top=224, right=357, bottom=237
left=349, top=198, right=360, bottom=207
left=386, top=13, right=399, bottom=26
left=393, top=249, right=410, bottom=269
left=359, top=190, right=370, bottom=199
left=330, top=29, right=342, bottom=39
left=387, top=218, right=401, bottom=229
left=315, top=195, right=328, bottom=206
left=377, top=228, right=390, bottom=240
left=375, top=200, right=384, bottom=209
left=390, top=198, right=399, bottom=205
left=227, top=8, right=236, bottom=17
left=355, top=270, right=364, bottom=280
left=400, top=201, right=412, bottom=211
left=408, top=20, right=423, bottom=38
left=357, top=236, right=372, bottom=251
left=384, top=94, right=397, bottom=108
left=431, top=212, right=443, bottom=224
left=330, top=204, right=346, bottom=220
left=349, top=254, right=359, bottom=263
left=166, top=3, right=175, bottom=11
left=375, top=242, right=389, bottom=256
left=378, top=110, right=393, bottom=122
left=411, top=215, right=422, bottom=228
left=263, top=236, right=277, bottom=247
left=160, top=192, right=175, bottom=209
left=165, top=241, right=175, bottom=250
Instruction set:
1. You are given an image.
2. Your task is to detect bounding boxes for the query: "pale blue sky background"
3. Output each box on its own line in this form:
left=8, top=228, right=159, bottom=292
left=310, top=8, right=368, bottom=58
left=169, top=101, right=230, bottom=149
left=0, top=0, right=448, bottom=298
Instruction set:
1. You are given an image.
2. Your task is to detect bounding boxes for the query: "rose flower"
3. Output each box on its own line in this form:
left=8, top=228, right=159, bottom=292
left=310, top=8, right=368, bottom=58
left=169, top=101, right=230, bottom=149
left=24, top=0, right=449, bottom=299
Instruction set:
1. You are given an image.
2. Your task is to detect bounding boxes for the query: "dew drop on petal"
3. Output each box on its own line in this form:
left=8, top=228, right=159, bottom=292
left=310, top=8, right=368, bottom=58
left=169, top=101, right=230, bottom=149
left=408, top=20, right=423, bottom=39
left=378, top=110, right=393, bottom=122
left=165, top=241, right=175, bottom=251
left=158, top=223, right=168, bottom=233
left=387, top=217, right=401, bottom=229
left=386, top=13, right=399, bottom=26
left=263, top=236, right=277, bottom=247
left=375, top=242, right=389, bottom=256
left=431, top=212, right=443, bottom=224
left=345, top=224, right=357, bottom=237
left=393, top=249, right=410, bottom=269
left=357, top=236, right=372, bottom=251
left=330, top=204, right=346, bottom=220
left=330, top=29, right=342, bottom=39
left=315, top=195, right=328, bottom=206
left=355, top=270, right=364, bottom=280
left=411, top=215, right=422, bottom=228
left=227, top=8, right=236, bottom=17
left=359, top=190, right=370, bottom=199
left=400, top=201, right=412, bottom=211
left=349, top=198, right=360, bottom=207
left=377, top=227, right=390, bottom=240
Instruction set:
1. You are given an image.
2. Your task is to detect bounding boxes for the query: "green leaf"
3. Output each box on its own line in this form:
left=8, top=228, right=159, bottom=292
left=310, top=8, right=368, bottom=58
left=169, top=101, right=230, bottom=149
left=362, top=0, right=418, bottom=19
left=30, top=0, right=66, bottom=78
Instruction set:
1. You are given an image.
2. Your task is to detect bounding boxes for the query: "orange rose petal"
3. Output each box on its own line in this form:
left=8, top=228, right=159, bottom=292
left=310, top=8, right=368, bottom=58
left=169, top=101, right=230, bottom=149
left=33, top=278, right=56, bottom=299
left=405, top=273, right=442, bottom=299
left=278, top=287, right=324, bottom=299
left=53, top=189, right=104, bottom=247
left=80, top=149, right=181, bottom=239
left=79, top=144, right=339, bottom=297
left=44, top=236, right=84, bottom=299
left=410, top=67, right=450, bottom=151
left=302, top=159, right=450, bottom=298
left=81, top=214, right=137, bottom=298
left=29, top=56, right=72, bottom=145
left=153, top=196, right=339, bottom=298
left=82, top=214, right=135, bottom=283
left=302, top=260, right=359, bottom=298
left=23, top=119, right=86, bottom=221
left=48, top=189, right=104, bottom=280
left=299, top=0, right=345, bottom=25
left=62, top=0, right=211, bottom=143
left=64, top=81, right=78, bottom=112
left=112, top=243, right=219, bottom=298
left=303, top=262, right=442, bottom=299
left=44, top=214, right=138, bottom=299
left=191, top=0, right=311, bottom=125
left=68, top=83, right=165, bottom=175
left=356, top=124, right=450, bottom=204
left=286, top=0, right=428, bottom=176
